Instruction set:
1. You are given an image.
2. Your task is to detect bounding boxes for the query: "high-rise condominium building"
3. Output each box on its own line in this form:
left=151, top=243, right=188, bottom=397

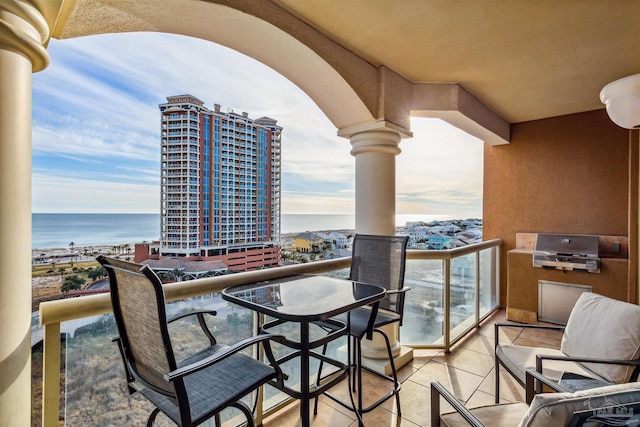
left=150, top=94, right=281, bottom=271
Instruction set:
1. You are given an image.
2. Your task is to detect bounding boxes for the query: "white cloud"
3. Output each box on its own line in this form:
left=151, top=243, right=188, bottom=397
left=32, top=173, right=159, bottom=213
left=396, top=118, right=483, bottom=216
left=32, top=33, right=483, bottom=217
left=282, top=191, right=354, bottom=214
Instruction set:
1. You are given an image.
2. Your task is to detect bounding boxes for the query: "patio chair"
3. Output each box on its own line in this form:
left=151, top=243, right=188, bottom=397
left=431, top=369, right=640, bottom=426
left=494, top=292, right=640, bottom=403
left=314, top=234, right=410, bottom=417
left=98, top=256, right=286, bottom=427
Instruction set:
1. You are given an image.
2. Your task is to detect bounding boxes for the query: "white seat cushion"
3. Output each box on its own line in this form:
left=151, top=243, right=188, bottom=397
left=496, top=344, right=607, bottom=384
left=562, top=292, right=640, bottom=383
left=519, top=381, right=640, bottom=427
left=441, top=402, right=529, bottom=427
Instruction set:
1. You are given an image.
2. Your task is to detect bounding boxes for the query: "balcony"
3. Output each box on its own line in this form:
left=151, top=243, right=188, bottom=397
left=2, top=2, right=638, bottom=425
left=37, top=240, right=500, bottom=425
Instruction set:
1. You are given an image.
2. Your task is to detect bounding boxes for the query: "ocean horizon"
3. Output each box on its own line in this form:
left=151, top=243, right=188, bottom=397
left=32, top=213, right=475, bottom=249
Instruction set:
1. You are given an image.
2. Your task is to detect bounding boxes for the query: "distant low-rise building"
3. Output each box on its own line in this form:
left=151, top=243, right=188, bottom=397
left=403, top=218, right=482, bottom=249
left=293, top=232, right=325, bottom=253
left=449, top=237, right=470, bottom=249
left=142, top=258, right=227, bottom=281
left=316, top=231, right=349, bottom=249
left=428, top=233, right=452, bottom=250
left=431, top=223, right=461, bottom=235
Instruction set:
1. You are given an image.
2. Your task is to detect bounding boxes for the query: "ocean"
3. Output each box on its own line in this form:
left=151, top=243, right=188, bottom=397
left=32, top=213, right=464, bottom=249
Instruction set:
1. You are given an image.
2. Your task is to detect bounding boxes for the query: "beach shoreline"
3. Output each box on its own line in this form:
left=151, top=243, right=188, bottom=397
left=31, top=228, right=359, bottom=261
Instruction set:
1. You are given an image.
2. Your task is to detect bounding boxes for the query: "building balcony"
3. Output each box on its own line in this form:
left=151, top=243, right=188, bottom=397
left=2, top=2, right=638, bottom=426
left=37, top=240, right=501, bottom=426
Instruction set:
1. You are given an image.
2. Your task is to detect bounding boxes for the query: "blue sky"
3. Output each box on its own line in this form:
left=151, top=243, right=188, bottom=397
left=32, top=32, right=483, bottom=217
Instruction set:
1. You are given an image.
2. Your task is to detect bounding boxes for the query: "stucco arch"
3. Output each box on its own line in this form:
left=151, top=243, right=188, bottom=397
left=52, top=0, right=380, bottom=131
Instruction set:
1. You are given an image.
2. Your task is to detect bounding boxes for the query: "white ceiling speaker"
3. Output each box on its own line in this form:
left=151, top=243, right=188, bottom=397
left=600, top=73, right=640, bottom=129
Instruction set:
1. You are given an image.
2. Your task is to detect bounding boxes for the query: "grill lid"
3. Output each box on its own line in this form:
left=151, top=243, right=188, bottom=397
left=533, top=234, right=600, bottom=273
left=534, top=233, right=598, bottom=256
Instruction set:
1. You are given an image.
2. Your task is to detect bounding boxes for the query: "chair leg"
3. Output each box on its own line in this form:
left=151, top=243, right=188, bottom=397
left=146, top=408, right=161, bottom=427
left=495, top=358, right=500, bottom=403
left=377, top=328, right=401, bottom=417
left=356, top=338, right=363, bottom=415
left=231, top=401, right=255, bottom=427
left=351, top=336, right=358, bottom=391
left=313, top=342, right=329, bottom=415
left=352, top=329, right=402, bottom=417
left=494, top=323, right=500, bottom=404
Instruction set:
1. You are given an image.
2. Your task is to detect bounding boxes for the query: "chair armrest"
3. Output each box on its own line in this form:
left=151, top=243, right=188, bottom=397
left=388, top=286, right=411, bottom=327
left=536, top=353, right=640, bottom=369
left=524, top=369, right=570, bottom=404
left=534, top=354, right=640, bottom=394
left=430, top=382, right=486, bottom=427
left=494, top=322, right=565, bottom=348
left=167, top=310, right=218, bottom=346
left=167, top=309, right=217, bottom=323
left=386, top=286, right=411, bottom=295
left=165, top=333, right=288, bottom=387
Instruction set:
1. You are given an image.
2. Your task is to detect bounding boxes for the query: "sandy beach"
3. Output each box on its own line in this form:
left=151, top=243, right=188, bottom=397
left=31, top=243, right=137, bottom=306
left=32, top=243, right=137, bottom=261
left=31, top=228, right=357, bottom=262
left=30, top=230, right=355, bottom=305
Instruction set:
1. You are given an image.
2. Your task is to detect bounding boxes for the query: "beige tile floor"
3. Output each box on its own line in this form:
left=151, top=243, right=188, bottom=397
left=262, top=309, right=564, bottom=427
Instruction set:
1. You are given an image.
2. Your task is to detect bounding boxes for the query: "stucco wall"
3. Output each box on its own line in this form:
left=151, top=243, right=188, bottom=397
left=483, top=109, right=634, bottom=309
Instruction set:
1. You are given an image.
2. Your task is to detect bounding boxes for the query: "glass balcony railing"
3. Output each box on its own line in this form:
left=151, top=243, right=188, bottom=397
left=38, top=239, right=500, bottom=426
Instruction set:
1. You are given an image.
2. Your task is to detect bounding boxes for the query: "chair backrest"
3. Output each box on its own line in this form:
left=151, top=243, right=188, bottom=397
left=349, top=234, right=409, bottom=315
left=519, top=381, right=640, bottom=427
left=561, top=292, right=640, bottom=383
left=98, top=256, right=179, bottom=398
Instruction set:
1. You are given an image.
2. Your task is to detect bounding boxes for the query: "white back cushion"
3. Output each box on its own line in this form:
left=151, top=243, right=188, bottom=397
left=519, top=382, right=640, bottom=427
left=561, top=292, right=640, bottom=383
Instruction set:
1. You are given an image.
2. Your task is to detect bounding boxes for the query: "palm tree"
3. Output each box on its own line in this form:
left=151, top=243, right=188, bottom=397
left=170, top=267, right=185, bottom=282
left=57, top=266, right=66, bottom=286
left=68, top=242, right=75, bottom=252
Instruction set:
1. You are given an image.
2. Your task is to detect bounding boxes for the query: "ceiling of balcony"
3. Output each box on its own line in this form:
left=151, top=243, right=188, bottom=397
left=273, top=0, right=640, bottom=124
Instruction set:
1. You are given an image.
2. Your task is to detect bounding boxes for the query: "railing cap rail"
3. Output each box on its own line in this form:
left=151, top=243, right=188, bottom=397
left=39, top=239, right=501, bottom=325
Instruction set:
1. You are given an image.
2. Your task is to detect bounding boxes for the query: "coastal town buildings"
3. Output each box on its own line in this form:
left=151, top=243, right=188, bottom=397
left=135, top=95, right=282, bottom=272
left=401, top=219, right=482, bottom=250
left=288, top=220, right=483, bottom=258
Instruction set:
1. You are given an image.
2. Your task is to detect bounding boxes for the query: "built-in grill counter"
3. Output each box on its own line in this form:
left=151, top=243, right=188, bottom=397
left=532, top=234, right=600, bottom=273
left=507, top=233, right=631, bottom=324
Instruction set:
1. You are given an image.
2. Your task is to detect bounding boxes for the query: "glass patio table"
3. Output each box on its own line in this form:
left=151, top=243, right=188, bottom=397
left=222, top=274, right=386, bottom=427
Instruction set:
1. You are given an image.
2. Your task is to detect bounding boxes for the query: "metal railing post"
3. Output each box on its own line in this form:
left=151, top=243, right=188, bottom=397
left=443, top=258, right=451, bottom=353
left=42, top=323, right=60, bottom=427
left=255, top=312, right=264, bottom=426
left=475, top=251, right=481, bottom=325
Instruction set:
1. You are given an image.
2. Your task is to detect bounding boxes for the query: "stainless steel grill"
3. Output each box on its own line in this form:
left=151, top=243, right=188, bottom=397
left=532, top=233, right=600, bottom=273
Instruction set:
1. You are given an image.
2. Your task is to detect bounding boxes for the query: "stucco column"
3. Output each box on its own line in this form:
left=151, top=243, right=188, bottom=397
left=350, top=130, right=400, bottom=235
left=339, top=121, right=413, bottom=367
left=0, top=2, right=49, bottom=425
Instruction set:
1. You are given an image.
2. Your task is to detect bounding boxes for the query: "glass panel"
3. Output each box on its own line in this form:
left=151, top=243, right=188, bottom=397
left=64, top=294, right=255, bottom=426
left=449, top=253, right=477, bottom=342
left=400, top=259, right=445, bottom=346
left=479, top=247, right=499, bottom=318
left=323, top=268, right=350, bottom=280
